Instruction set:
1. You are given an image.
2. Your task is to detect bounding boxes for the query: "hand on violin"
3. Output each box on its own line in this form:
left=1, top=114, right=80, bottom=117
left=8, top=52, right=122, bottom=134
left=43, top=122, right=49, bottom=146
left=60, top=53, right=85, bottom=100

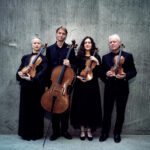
left=45, top=87, right=48, bottom=91
left=18, top=71, right=31, bottom=81
left=116, top=73, right=126, bottom=79
left=18, top=71, right=24, bottom=78
left=63, top=59, right=71, bottom=67
left=77, top=76, right=87, bottom=82
left=106, top=71, right=114, bottom=77
left=90, top=56, right=99, bottom=65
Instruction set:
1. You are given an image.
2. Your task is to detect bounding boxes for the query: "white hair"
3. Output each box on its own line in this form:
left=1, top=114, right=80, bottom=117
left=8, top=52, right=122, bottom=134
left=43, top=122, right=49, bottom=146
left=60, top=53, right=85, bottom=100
left=31, top=37, right=42, bottom=44
left=109, top=34, right=121, bottom=42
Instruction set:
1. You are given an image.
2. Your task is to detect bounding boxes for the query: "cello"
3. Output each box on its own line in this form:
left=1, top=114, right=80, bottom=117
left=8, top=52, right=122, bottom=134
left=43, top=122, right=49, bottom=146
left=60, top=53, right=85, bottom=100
left=41, top=40, right=77, bottom=114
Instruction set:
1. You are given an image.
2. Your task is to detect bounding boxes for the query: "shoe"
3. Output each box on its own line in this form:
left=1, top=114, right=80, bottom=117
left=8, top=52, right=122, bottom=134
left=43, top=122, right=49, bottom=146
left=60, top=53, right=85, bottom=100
left=62, top=132, right=72, bottom=139
left=87, top=136, right=93, bottom=141
left=99, top=133, right=108, bottom=142
left=21, top=137, right=31, bottom=141
left=50, top=134, right=59, bottom=141
left=87, top=130, right=93, bottom=141
left=80, top=136, right=86, bottom=140
left=80, top=131, right=85, bottom=140
left=114, top=134, right=121, bottom=143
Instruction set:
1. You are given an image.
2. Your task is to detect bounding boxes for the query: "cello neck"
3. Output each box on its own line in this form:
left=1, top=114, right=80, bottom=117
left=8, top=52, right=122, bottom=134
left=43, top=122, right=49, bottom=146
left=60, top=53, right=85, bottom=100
left=57, top=46, right=73, bottom=84
left=57, top=65, right=66, bottom=84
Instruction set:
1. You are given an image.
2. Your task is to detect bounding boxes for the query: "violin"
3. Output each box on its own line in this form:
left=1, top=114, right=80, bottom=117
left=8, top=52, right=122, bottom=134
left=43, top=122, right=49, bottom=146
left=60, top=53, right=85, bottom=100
left=110, top=43, right=125, bottom=76
left=80, top=49, right=98, bottom=81
left=41, top=40, right=77, bottom=114
left=21, top=43, right=47, bottom=77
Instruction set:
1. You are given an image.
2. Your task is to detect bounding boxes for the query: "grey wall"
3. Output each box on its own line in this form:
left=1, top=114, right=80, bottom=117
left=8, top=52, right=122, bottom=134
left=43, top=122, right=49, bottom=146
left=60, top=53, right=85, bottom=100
left=0, top=0, right=150, bottom=134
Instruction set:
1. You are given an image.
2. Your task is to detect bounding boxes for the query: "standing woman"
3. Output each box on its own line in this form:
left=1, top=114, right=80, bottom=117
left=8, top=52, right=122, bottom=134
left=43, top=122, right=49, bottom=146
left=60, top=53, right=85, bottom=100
left=70, top=36, right=102, bottom=141
left=16, top=37, right=48, bottom=140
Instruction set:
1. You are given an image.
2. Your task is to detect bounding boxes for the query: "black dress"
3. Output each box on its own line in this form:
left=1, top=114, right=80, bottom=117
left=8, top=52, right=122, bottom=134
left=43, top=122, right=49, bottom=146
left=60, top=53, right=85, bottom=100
left=16, top=53, right=48, bottom=140
left=70, top=55, right=102, bottom=131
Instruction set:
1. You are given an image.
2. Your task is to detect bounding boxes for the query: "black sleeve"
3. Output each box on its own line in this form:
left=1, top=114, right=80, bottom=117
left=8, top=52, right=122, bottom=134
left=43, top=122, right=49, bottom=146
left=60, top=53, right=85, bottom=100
left=16, top=56, right=26, bottom=82
left=93, top=54, right=102, bottom=78
left=69, top=48, right=77, bottom=72
left=125, top=54, right=137, bottom=80
left=99, top=56, right=108, bottom=83
left=45, top=47, right=52, bottom=87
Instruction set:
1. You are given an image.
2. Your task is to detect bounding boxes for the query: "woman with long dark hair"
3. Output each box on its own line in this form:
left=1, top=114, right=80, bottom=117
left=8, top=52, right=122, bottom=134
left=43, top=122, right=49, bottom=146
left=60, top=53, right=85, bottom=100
left=70, top=36, right=102, bottom=141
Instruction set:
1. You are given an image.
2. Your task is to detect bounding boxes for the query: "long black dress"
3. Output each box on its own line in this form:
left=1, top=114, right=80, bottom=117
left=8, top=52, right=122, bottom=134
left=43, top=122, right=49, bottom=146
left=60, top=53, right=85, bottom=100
left=16, top=53, right=48, bottom=140
left=70, top=55, right=102, bottom=131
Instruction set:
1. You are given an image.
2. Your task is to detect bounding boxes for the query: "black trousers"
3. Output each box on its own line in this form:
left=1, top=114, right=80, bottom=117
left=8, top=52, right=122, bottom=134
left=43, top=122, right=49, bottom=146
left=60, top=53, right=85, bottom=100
left=52, top=110, right=69, bottom=135
left=102, top=84, right=129, bottom=135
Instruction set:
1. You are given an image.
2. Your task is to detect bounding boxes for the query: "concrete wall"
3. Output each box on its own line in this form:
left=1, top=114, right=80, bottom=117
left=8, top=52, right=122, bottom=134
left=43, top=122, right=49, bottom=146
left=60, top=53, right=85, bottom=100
left=0, top=0, right=150, bottom=134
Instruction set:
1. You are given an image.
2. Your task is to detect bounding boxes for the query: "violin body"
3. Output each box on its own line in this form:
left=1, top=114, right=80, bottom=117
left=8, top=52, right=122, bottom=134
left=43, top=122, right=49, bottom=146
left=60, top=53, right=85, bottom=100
left=110, top=55, right=125, bottom=76
left=41, top=65, right=75, bottom=114
left=80, top=59, right=97, bottom=81
left=21, top=56, right=42, bottom=77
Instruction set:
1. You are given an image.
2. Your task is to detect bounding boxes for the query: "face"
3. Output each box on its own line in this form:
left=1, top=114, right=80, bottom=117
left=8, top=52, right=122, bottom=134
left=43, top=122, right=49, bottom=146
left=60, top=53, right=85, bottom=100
left=84, top=38, right=92, bottom=51
left=56, top=28, right=67, bottom=42
left=109, top=37, right=120, bottom=53
left=32, top=38, right=41, bottom=51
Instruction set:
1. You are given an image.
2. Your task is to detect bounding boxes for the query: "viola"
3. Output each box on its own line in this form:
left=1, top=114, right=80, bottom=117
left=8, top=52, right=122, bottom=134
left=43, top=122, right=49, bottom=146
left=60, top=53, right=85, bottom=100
left=21, top=43, right=47, bottom=77
left=41, top=40, right=77, bottom=114
left=110, top=43, right=125, bottom=76
left=80, top=49, right=97, bottom=81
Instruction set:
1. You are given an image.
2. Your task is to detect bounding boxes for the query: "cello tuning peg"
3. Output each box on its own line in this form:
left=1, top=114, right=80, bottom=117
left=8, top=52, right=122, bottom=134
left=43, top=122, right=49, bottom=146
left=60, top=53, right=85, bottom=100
left=67, top=40, right=78, bottom=48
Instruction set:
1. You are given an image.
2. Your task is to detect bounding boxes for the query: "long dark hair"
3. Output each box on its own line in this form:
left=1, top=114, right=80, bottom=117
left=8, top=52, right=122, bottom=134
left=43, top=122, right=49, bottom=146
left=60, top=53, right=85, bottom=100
left=77, top=36, right=98, bottom=59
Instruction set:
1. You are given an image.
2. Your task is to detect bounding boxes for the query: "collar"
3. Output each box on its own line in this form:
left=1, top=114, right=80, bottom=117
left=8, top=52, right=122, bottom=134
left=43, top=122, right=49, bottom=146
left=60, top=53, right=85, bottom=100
left=111, top=50, right=120, bottom=56
left=55, top=42, right=67, bottom=49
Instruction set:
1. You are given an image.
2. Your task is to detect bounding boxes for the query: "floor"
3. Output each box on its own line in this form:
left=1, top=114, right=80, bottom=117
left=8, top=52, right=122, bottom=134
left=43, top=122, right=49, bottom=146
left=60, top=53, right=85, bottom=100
left=0, top=134, right=150, bottom=150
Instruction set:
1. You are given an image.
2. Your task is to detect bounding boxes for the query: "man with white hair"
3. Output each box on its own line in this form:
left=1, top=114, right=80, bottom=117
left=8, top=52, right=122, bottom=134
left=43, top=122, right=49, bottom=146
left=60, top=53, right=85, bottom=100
left=99, top=34, right=137, bottom=143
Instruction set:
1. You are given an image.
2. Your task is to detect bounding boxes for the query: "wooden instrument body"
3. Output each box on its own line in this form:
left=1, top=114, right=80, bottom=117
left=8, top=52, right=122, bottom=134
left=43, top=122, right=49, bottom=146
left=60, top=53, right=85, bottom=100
left=41, top=65, right=75, bottom=114
left=110, top=55, right=125, bottom=76
left=80, top=59, right=97, bottom=81
left=21, top=56, right=42, bottom=77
